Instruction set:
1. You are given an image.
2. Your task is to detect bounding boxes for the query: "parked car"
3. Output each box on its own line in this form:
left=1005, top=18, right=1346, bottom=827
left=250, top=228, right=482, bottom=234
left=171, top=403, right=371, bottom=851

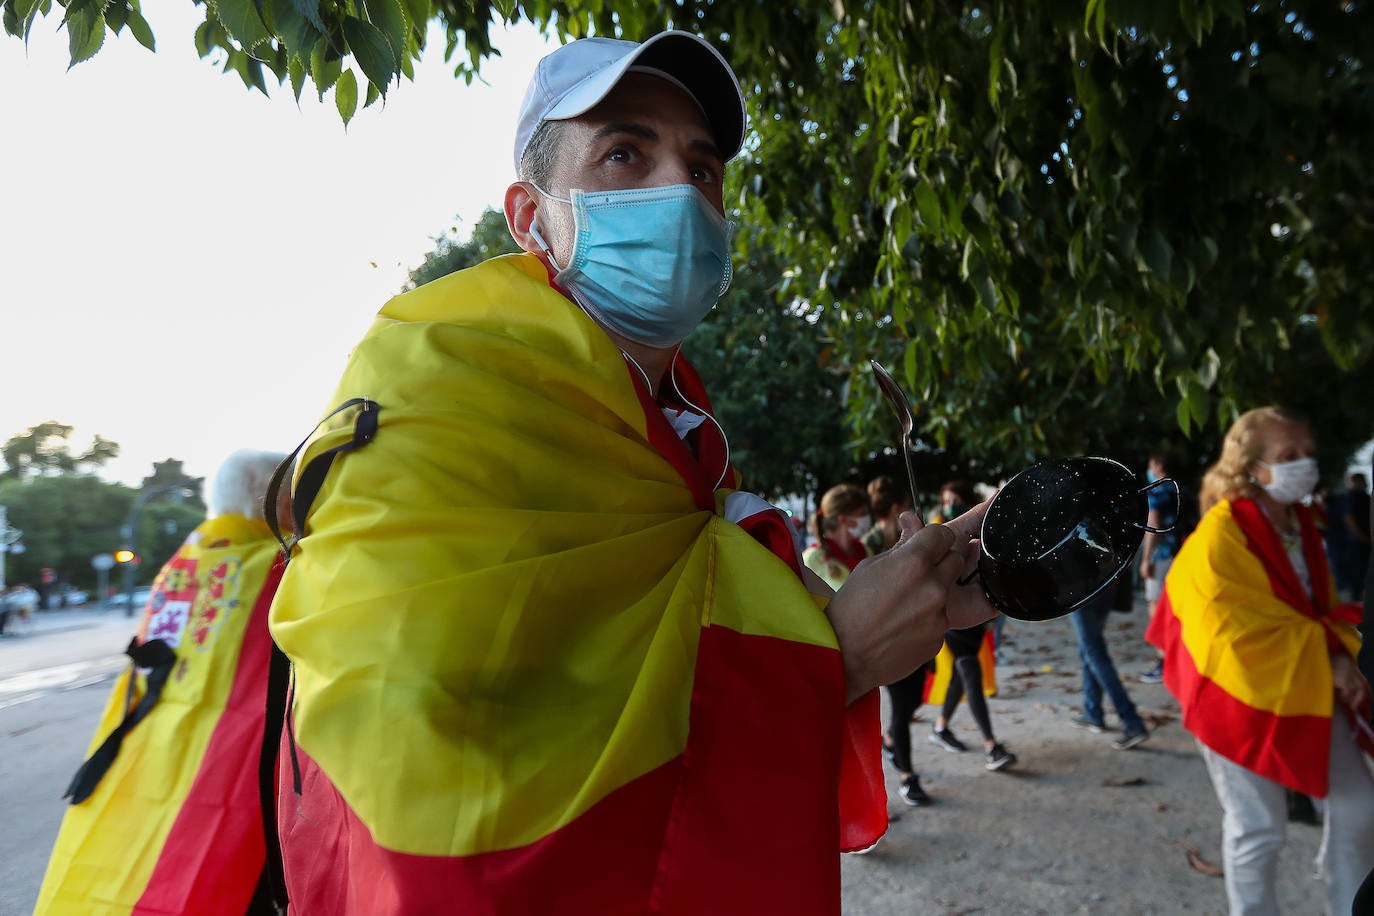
left=44, top=586, right=89, bottom=609
left=105, top=587, right=153, bottom=611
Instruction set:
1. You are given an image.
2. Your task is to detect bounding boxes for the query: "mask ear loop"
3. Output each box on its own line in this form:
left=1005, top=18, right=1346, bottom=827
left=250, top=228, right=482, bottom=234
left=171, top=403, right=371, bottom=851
left=666, top=348, right=732, bottom=492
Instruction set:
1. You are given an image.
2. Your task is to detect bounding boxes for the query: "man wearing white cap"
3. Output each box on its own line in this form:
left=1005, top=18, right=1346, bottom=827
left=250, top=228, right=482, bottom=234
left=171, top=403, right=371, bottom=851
left=269, top=30, right=993, bottom=913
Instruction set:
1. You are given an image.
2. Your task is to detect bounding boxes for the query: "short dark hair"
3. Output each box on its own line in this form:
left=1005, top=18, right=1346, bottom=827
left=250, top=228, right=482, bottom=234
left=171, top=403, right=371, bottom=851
left=519, top=120, right=566, bottom=190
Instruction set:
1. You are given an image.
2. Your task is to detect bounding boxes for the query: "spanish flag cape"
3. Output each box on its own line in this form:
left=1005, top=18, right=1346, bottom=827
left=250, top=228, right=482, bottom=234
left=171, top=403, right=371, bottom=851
left=269, top=253, right=886, bottom=915
left=37, top=514, right=284, bottom=915
left=1146, top=497, right=1368, bottom=797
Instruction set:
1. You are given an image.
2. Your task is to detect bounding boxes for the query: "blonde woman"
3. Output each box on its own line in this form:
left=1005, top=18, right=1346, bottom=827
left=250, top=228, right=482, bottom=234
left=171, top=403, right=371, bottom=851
left=1147, top=407, right=1374, bottom=915
left=802, top=483, right=874, bottom=591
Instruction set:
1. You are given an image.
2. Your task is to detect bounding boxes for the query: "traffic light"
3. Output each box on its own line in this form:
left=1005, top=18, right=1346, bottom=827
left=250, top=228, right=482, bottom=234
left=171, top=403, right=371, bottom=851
left=114, top=549, right=137, bottom=564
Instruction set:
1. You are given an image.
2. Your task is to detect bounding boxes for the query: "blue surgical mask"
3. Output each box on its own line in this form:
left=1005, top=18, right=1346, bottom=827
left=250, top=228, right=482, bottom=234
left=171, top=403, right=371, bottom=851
left=529, top=184, right=734, bottom=348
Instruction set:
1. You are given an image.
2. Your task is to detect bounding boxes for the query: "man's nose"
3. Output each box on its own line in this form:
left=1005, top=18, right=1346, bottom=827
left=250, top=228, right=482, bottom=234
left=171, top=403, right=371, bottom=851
left=655, top=158, right=696, bottom=186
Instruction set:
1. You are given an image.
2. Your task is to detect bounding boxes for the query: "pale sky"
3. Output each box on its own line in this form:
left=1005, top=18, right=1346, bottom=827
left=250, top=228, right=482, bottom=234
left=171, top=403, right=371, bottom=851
left=1, top=3, right=554, bottom=485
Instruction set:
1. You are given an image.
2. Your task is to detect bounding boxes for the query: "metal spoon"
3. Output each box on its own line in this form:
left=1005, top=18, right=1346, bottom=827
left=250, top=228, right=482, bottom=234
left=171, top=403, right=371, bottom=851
left=869, top=359, right=920, bottom=514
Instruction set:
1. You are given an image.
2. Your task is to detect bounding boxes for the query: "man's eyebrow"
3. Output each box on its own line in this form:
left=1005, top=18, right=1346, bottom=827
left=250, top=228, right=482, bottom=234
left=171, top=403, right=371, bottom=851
left=592, top=122, right=724, bottom=163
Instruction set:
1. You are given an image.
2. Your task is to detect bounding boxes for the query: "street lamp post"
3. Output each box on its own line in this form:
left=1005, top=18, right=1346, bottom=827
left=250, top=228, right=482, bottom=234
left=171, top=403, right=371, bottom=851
left=0, top=505, right=25, bottom=591
left=117, top=485, right=191, bottom=618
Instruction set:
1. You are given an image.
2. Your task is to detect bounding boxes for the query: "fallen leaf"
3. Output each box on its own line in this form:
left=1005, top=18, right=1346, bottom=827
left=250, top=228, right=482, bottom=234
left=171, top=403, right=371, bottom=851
left=1172, top=840, right=1224, bottom=877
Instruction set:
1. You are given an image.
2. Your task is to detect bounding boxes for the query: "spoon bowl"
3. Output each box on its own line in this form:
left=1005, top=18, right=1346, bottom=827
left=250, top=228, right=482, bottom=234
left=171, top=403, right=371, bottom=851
left=870, top=360, right=919, bottom=513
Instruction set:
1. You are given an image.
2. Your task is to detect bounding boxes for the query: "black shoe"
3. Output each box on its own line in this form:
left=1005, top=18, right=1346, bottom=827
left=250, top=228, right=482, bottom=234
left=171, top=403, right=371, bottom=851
left=1139, top=663, right=1164, bottom=684
left=985, top=743, right=1017, bottom=771
left=900, top=775, right=931, bottom=807
left=1112, top=729, right=1149, bottom=751
left=930, top=728, right=968, bottom=753
left=882, top=733, right=897, bottom=766
left=1070, top=713, right=1106, bottom=733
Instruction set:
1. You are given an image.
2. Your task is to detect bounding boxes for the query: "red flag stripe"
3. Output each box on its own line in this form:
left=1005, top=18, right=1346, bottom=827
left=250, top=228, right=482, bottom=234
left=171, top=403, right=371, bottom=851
left=1153, top=587, right=1330, bottom=796
left=134, top=559, right=285, bottom=914
left=280, top=626, right=849, bottom=915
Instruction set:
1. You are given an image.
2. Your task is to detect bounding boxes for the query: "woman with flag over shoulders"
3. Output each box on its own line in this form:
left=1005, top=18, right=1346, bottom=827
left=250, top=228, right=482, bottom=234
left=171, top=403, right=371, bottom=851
left=1146, top=406, right=1374, bottom=915
left=36, top=449, right=291, bottom=916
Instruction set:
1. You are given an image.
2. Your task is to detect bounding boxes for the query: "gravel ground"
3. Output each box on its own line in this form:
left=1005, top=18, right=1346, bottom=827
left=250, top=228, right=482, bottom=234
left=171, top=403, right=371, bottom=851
left=840, top=597, right=1331, bottom=915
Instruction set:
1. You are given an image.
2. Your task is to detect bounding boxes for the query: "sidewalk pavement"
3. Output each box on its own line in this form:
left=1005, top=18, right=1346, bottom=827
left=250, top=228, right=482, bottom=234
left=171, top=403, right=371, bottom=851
left=3, top=604, right=136, bottom=639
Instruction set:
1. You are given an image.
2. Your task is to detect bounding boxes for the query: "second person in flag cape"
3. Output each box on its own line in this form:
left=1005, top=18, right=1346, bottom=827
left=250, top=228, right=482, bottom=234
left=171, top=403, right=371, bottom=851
left=270, top=29, right=998, bottom=914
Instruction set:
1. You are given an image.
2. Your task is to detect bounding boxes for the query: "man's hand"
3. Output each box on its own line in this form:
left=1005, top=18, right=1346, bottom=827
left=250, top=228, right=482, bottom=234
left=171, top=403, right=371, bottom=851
left=824, top=501, right=997, bottom=704
left=1139, top=558, right=1155, bottom=581
left=1332, top=651, right=1372, bottom=715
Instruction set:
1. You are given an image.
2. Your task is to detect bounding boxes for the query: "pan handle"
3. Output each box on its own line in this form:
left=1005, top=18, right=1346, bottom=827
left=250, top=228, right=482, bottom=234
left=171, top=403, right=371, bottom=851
left=1132, top=477, right=1179, bottom=533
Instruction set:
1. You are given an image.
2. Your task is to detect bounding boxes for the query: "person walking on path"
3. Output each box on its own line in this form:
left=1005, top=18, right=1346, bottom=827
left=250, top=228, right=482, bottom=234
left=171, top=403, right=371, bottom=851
left=1147, top=406, right=1374, bottom=915
left=929, top=623, right=1017, bottom=771
left=1139, top=451, right=1179, bottom=684
left=1068, top=584, right=1149, bottom=750
left=866, top=476, right=933, bottom=807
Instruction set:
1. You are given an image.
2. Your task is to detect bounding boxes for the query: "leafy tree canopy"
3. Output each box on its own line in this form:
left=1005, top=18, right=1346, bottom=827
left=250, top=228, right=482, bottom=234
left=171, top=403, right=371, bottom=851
left=406, top=207, right=521, bottom=290
left=14, top=0, right=1370, bottom=475
left=2, top=421, right=119, bottom=481
left=141, top=457, right=208, bottom=510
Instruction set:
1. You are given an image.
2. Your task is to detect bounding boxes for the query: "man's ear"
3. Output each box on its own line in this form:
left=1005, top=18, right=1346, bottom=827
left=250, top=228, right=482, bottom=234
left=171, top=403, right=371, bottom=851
left=504, top=182, right=545, bottom=257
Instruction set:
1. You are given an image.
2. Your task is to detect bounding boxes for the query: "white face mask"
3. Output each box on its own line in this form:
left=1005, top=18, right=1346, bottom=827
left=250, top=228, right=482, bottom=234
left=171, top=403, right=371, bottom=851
left=1256, top=458, right=1319, bottom=505
left=844, top=515, right=873, bottom=539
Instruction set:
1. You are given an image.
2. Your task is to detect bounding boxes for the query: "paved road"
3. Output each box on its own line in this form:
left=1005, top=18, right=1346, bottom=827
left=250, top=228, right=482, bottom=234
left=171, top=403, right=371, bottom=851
left=0, top=611, right=132, bottom=916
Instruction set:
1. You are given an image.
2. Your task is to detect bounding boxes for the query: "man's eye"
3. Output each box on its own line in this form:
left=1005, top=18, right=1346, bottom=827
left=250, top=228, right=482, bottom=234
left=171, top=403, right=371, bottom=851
left=607, top=147, right=633, bottom=163
left=692, top=166, right=719, bottom=184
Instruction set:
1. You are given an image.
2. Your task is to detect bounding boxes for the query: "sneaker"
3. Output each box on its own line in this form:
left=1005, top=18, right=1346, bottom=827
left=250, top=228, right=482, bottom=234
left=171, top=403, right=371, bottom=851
left=930, top=728, right=968, bottom=753
left=985, top=743, right=1017, bottom=771
left=881, top=733, right=897, bottom=766
left=1112, top=729, right=1149, bottom=751
left=900, top=775, right=931, bottom=807
left=1070, top=713, right=1106, bottom=733
left=1139, top=663, right=1164, bottom=684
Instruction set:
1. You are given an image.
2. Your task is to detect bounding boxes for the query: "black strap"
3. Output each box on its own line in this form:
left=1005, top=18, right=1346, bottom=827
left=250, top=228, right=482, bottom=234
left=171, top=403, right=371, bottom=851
left=265, top=397, right=379, bottom=558
left=64, top=637, right=177, bottom=804
left=258, top=397, right=380, bottom=914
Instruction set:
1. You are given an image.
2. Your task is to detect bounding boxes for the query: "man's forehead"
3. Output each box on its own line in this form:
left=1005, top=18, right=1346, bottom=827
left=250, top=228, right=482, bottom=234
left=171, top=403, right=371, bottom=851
left=571, top=73, right=716, bottom=143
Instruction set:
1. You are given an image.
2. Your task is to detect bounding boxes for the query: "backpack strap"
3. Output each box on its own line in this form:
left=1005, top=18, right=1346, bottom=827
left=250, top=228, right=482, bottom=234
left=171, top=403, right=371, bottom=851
left=258, top=397, right=380, bottom=914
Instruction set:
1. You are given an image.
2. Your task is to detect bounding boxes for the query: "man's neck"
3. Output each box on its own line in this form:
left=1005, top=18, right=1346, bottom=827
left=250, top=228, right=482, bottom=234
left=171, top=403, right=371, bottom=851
left=608, top=331, right=677, bottom=398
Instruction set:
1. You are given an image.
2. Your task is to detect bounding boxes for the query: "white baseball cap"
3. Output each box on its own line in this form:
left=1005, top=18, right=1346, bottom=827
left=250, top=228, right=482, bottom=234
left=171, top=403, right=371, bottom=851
left=513, top=31, right=747, bottom=176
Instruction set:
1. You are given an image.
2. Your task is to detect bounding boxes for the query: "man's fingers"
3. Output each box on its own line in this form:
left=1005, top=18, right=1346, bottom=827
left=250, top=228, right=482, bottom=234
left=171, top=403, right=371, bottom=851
left=942, top=498, right=990, bottom=542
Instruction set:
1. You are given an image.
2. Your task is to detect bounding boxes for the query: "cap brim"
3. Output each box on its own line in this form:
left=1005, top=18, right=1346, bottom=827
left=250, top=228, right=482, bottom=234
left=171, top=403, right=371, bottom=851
left=544, top=31, right=746, bottom=162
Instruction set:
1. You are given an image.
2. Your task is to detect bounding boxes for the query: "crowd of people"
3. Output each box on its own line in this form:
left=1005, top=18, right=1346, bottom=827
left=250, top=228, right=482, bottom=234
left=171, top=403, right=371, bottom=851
left=24, top=27, right=1374, bottom=916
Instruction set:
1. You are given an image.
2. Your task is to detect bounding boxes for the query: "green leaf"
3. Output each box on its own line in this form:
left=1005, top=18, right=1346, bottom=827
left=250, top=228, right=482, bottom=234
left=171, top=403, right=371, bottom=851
left=310, top=36, right=341, bottom=97
left=62, top=0, right=105, bottom=66
left=288, top=53, right=306, bottom=102
left=335, top=67, right=357, bottom=124
left=289, top=0, right=326, bottom=36
left=1197, top=347, right=1221, bottom=390
left=399, top=0, right=427, bottom=36
left=364, top=77, right=380, bottom=108
left=214, top=0, right=271, bottom=50
left=125, top=5, right=155, bottom=51
left=194, top=19, right=214, bottom=56
left=361, top=0, right=406, bottom=62
left=1139, top=231, right=1173, bottom=281
left=266, top=0, right=319, bottom=53
left=341, top=15, right=395, bottom=96
left=914, top=182, right=941, bottom=230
